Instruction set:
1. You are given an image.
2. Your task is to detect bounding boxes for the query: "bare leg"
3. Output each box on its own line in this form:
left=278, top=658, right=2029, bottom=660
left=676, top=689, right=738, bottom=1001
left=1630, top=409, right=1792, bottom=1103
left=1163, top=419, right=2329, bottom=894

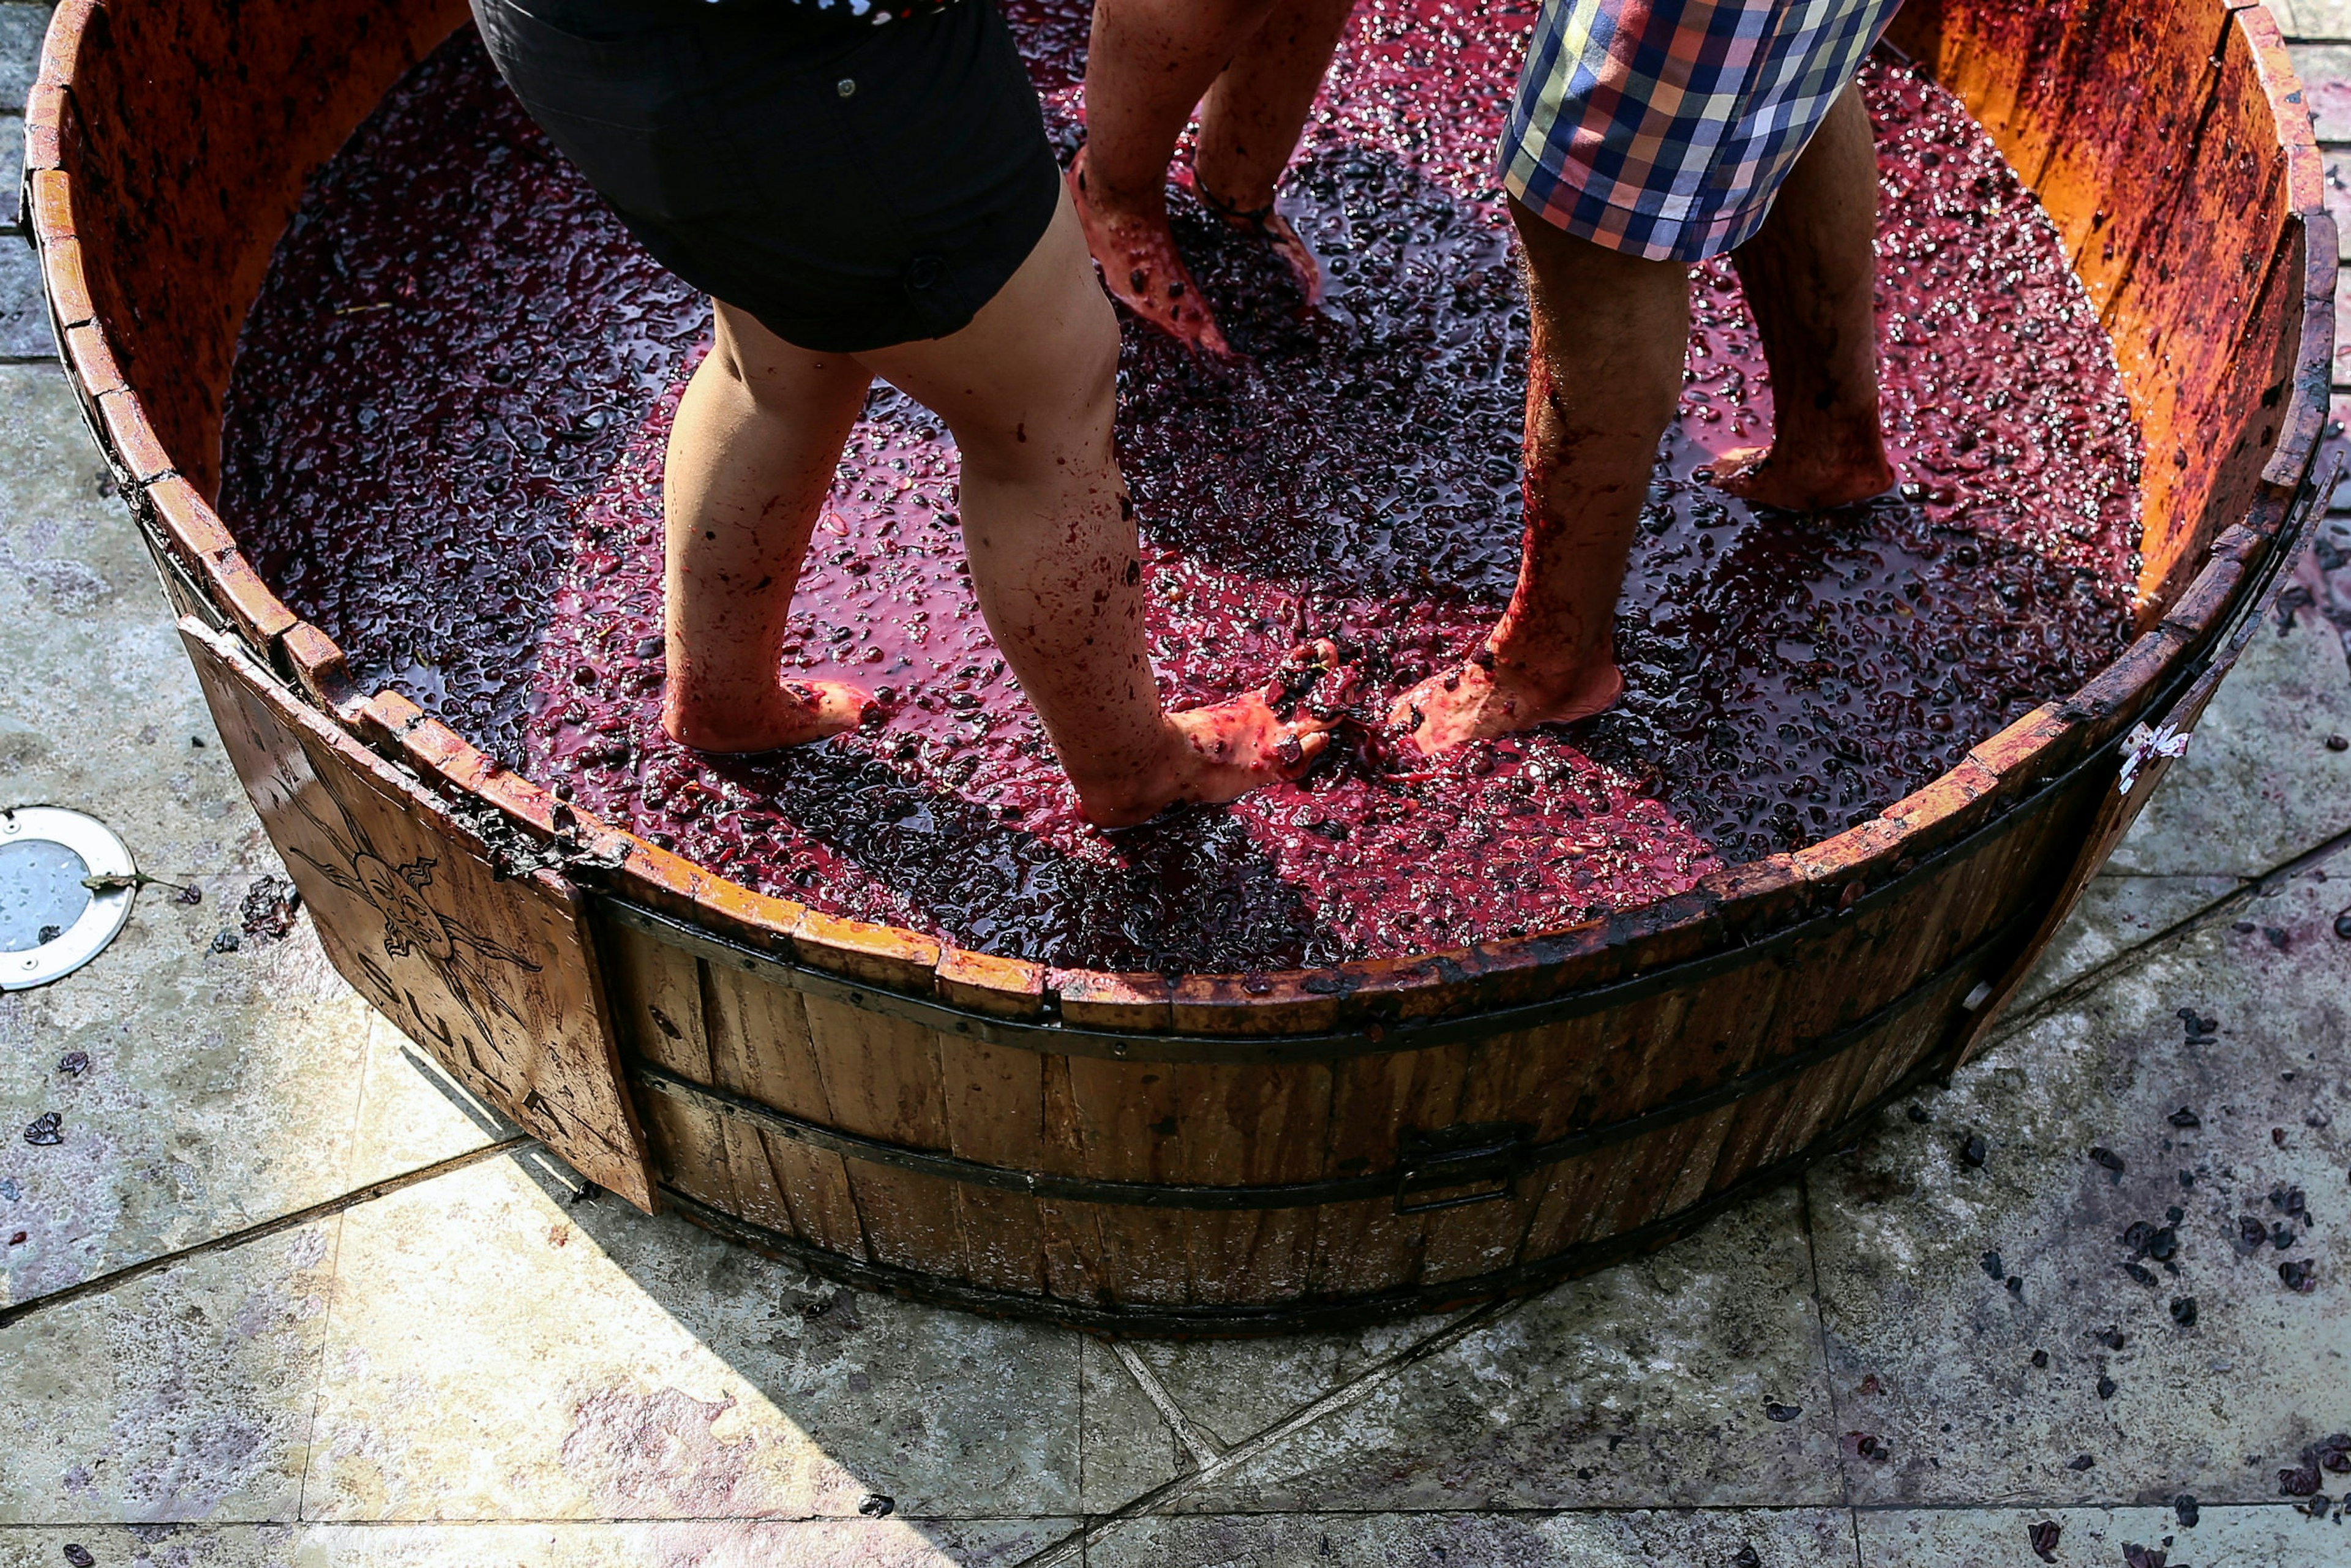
left=661, top=312, right=875, bottom=752
left=1709, top=84, right=1894, bottom=510
left=1390, top=199, right=1687, bottom=753
left=859, top=189, right=1327, bottom=825
left=1194, top=0, right=1355, bottom=207
left=1074, top=0, right=1271, bottom=352
left=1192, top=0, right=1360, bottom=301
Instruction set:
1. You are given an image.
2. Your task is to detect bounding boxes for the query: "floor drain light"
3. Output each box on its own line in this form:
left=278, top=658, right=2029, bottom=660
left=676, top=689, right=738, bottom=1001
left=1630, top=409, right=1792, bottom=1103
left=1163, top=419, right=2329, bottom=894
left=1, top=807, right=137, bottom=990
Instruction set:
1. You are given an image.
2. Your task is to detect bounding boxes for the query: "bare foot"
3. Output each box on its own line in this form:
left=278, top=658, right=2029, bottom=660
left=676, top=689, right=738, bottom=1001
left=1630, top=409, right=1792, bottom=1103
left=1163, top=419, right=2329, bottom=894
left=1079, top=694, right=1331, bottom=828
left=1068, top=148, right=1232, bottom=356
left=663, top=676, right=873, bottom=754
left=1387, top=655, right=1624, bottom=756
left=1701, top=442, right=1894, bottom=512
left=1192, top=174, right=1322, bottom=307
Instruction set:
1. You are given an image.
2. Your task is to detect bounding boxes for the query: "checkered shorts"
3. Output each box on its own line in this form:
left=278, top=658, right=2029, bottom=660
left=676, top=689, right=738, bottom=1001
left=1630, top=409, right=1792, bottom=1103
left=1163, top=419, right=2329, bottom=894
left=1499, top=0, right=1903, bottom=262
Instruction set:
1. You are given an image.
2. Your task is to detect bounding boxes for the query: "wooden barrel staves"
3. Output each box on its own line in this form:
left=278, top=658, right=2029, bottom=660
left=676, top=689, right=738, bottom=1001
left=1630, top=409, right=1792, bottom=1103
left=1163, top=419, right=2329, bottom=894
left=24, top=0, right=2336, bottom=1332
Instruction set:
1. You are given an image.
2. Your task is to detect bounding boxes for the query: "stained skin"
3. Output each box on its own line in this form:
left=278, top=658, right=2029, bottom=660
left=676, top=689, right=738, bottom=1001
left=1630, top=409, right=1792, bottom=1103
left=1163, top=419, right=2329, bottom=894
left=1072, top=0, right=1358, bottom=351
left=645, top=140, right=1329, bottom=825
left=1395, top=86, right=1898, bottom=754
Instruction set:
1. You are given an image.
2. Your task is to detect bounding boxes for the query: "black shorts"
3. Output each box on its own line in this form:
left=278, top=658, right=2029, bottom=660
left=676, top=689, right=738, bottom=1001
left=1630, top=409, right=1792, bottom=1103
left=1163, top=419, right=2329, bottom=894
left=471, top=0, right=1062, bottom=353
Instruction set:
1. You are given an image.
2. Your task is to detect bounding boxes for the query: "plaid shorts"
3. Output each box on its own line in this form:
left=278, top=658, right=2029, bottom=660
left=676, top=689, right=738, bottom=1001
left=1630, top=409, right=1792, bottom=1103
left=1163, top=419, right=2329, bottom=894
left=1498, top=0, right=1903, bottom=262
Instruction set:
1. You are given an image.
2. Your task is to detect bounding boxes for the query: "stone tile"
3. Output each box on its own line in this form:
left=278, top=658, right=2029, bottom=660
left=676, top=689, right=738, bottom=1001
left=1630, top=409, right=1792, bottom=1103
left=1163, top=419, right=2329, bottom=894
left=2326, top=148, right=2351, bottom=263
left=1102, top=1306, right=1457, bottom=1455
left=2009, top=874, right=2242, bottom=1014
left=1856, top=1503, right=2322, bottom=1565
left=2297, top=45, right=2351, bottom=141
left=0, top=367, right=274, bottom=871
left=1, top=239, right=51, bottom=361
left=302, top=1153, right=1084, bottom=1522
left=1161, top=1185, right=1843, bottom=1512
left=0, top=1521, right=1076, bottom=1566
left=2, top=119, right=23, bottom=234
left=341, top=1015, right=506, bottom=1183
left=2104, top=613, right=2351, bottom=879
left=2338, top=271, right=2351, bottom=389
left=2278, top=1, right=2351, bottom=43
left=1077, top=1337, right=1187, bottom=1513
left=0, top=1220, right=336, bottom=1525
left=0, top=6, right=48, bottom=118
left=1810, top=875, right=2351, bottom=1509
left=0, top=891, right=376, bottom=1305
left=1089, top=1508, right=1858, bottom=1567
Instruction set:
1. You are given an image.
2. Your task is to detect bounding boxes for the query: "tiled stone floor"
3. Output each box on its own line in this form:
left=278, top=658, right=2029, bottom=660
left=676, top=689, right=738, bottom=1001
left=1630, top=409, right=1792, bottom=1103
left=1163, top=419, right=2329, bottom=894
left=4, top=3, right=2350, bottom=1562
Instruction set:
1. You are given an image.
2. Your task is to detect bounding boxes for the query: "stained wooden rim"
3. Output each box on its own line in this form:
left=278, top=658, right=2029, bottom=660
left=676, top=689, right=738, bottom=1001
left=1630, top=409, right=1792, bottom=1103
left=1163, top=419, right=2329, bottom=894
left=21, top=0, right=2341, bottom=1035
left=598, top=739, right=2088, bottom=1062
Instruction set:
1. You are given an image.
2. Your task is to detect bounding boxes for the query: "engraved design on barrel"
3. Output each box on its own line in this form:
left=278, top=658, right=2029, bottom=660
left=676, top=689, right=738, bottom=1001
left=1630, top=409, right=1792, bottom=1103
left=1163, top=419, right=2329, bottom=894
left=178, top=617, right=655, bottom=1211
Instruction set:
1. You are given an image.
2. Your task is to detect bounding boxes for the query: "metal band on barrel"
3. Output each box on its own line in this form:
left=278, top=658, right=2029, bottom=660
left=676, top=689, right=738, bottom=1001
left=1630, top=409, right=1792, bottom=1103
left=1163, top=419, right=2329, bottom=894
left=625, top=897, right=2031, bottom=1212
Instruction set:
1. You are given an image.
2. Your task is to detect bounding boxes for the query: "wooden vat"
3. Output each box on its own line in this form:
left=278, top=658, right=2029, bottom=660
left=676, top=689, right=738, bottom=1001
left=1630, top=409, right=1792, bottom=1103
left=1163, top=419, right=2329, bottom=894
left=23, top=0, right=2335, bottom=1332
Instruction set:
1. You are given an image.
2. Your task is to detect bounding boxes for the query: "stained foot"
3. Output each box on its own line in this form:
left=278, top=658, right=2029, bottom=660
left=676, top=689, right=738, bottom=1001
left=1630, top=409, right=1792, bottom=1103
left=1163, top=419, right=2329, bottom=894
left=1702, top=443, right=1895, bottom=512
left=1080, top=694, right=1332, bottom=828
left=1387, top=653, right=1624, bottom=756
left=1068, top=148, right=1232, bottom=356
left=1193, top=174, right=1322, bottom=307
left=663, top=676, right=873, bottom=754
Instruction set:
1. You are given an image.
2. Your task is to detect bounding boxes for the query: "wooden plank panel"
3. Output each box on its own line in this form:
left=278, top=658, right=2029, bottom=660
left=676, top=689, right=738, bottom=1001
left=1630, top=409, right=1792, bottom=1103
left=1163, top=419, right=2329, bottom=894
left=181, top=618, right=653, bottom=1209
left=1174, top=1059, right=1332, bottom=1307
left=601, top=926, right=734, bottom=1213
left=1059, top=1056, right=1197, bottom=1306
left=938, top=1035, right=1049, bottom=1296
left=694, top=966, right=871, bottom=1259
left=1304, top=1043, right=1471, bottom=1297
left=1035, top=1056, right=1115, bottom=1307
left=800, top=994, right=966, bottom=1275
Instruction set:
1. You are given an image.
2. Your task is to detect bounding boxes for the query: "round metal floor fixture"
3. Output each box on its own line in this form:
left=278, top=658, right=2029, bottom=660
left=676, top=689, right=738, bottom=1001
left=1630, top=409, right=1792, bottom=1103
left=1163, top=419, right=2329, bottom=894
left=0, top=807, right=137, bottom=990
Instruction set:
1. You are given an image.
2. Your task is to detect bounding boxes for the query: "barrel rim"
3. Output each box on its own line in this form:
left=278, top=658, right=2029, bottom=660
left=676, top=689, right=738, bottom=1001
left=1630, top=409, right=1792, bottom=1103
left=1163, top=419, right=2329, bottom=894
left=24, top=0, right=2339, bottom=1038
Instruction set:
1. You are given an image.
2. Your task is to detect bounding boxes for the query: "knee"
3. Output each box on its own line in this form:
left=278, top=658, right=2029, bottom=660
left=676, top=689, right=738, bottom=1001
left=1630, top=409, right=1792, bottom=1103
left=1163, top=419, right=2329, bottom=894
left=955, top=301, right=1122, bottom=476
